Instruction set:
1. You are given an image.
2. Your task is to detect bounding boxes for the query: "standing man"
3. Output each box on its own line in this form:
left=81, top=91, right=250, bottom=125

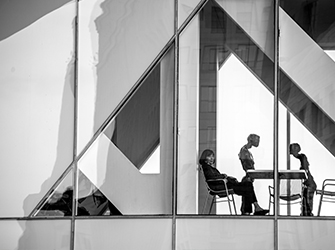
left=290, top=143, right=316, bottom=216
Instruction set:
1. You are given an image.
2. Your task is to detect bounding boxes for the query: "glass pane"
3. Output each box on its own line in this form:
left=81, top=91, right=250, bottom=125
left=176, top=218, right=274, bottom=250
left=34, top=169, right=74, bottom=217
left=0, top=0, right=76, bottom=217
left=77, top=47, right=174, bottom=215
left=280, top=0, right=335, bottom=50
left=77, top=170, right=121, bottom=216
left=77, top=0, right=174, bottom=153
left=0, top=220, right=70, bottom=250
left=178, top=13, right=200, bottom=215
left=110, top=66, right=160, bottom=170
left=278, top=220, right=335, bottom=250
left=75, top=219, right=172, bottom=250
left=279, top=2, right=335, bottom=216
left=178, top=0, right=274, bottom=215
left=178, top=0, right=202, bottom=28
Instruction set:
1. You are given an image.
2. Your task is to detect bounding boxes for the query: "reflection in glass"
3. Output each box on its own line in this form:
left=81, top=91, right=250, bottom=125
left=77, top=0, right=174, bottom=153
left=77, top=46, right=174, bottom=215
left=77, top=170, right=121, bottom=216
left=280, top=0, right=335, bottom=50
left=279, top=0, right=335, bottom=216
left=177, top=14, right=200, bottom=215
left=109, top=66, right=160, bottom=170
left=34, top=169, right=74, bottom=217
left=0, top=0, right=76, bottom=217
left=0, top=220, right=71, bottom=250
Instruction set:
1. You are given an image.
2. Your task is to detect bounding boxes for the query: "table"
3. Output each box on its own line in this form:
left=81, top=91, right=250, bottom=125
left=247, top=169, right=307, bottom=215
left=246, top=169, right=307, bottom=180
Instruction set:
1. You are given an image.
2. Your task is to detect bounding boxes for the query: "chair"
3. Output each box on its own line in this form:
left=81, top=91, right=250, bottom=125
left=268, top=179, right=302, bottom=215
left=199, top=166, right=237, bottom=215
left=316, top=179, right=335, bottom=216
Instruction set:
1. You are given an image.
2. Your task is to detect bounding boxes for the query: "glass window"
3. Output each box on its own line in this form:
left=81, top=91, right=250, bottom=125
left=33, top=169, right=74, bottom=217
left=110, top=65, right=160, bottom=170
left=178, top=0, right=202, bottom=28
left=280, top=0, right=335, bottom=50
left=279, top=1, right=335, bottom=216
left=176, top=218, right=274, bottom=250
left=77, top=0, right=175, bottom=153
left=0, top=0, right=76, bottom=217
left=77, top=46, right=174, bottom=215
left=178, top=0, right=275, bottom=215
left=75, top=219, right=172, bottom=250
left=0, top=220, right=71, bottom=250
left=30, top=45, right=174, bottom=217
left=278, top=220, right=335, bottom=249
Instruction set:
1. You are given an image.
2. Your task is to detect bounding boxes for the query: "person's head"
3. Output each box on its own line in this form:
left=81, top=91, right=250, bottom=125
left=199, top=149, right=215, bottom=165
left=247, top=134, right=260, bottom=147
left=289, top=143, right=301, bottom=156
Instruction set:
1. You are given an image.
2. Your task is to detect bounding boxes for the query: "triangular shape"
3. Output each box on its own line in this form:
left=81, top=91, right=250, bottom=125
left=77, top=170, right=122, bottom=216
left=208, top=1, right=335, bottom=157
left=108, top=64, right=160, bottom=170
left=34, top=169, right=74, bottom=217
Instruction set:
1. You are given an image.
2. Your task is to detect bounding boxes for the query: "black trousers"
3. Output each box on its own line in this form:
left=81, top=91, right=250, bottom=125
left=228, top=180, right=257, bottom=213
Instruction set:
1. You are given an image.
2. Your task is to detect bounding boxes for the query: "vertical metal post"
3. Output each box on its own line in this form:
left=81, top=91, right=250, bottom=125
left=172, top=1, right=179, bottom=250
left=287, top=111, right=291, bottom=215
left=70, top=1, right=80, bottom=250
left=274, top=1, right=280, bottom=250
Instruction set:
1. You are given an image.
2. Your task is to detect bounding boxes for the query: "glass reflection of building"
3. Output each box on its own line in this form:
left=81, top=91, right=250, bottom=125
left=1, top=0, right=335, bottom=249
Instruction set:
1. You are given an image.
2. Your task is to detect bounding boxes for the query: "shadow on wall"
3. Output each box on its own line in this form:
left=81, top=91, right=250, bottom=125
left=14, top=3, right=75, bottom=247
left=0, top=0, right=72, bottom=41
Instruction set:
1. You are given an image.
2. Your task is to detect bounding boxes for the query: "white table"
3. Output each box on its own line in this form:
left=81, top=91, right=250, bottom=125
left=246, top=169, right=307, bottom=180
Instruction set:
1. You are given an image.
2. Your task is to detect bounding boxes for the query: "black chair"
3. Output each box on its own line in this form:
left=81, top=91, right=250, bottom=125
left=199, top=166, right=237, bottom=215
left=268, top=179, right=302, bottom=215
left=316, top=179, right=335, bottom=216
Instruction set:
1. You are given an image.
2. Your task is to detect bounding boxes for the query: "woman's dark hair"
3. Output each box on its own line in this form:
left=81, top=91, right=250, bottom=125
left=199, top=149, right=215, bottom=165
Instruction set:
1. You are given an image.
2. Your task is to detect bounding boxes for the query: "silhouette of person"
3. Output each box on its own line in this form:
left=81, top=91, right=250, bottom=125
left=199, top=149, right=269, bottom=215
left=290, top=143, right=317, bottom=216
left=238, top=134, right=261, bottom=214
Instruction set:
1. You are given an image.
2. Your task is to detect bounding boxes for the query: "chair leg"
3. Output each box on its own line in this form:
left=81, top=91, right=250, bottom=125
left=202, top=193, right=210, bottom=214
left=204, top=193, right=238, bottom=215
left=227, top=195, right=232, bottom=215
left=317, top=193, right=324, bottom=216
left=231, top=195, right=237, bottom=215
left=208, top=196, right=215, bottom=214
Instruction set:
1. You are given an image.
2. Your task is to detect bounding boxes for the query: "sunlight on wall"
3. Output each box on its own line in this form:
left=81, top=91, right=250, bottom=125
left=217, top=54, right=273, bottom=213
left=325, top=50, right=335, bottom=62
left=140, top=146, right=160, bottom=174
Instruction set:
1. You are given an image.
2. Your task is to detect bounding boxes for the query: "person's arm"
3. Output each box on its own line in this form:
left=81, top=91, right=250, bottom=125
left=299, top=154, right=316, bottom=188
left=299, top=154, right=310, bottom=171
left=240, top=159, right=255, bottom=172
left=202, top=164, right=227, bottom=180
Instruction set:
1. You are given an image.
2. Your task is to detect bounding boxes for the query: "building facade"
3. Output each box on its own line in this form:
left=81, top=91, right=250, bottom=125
left=1, top=0, right=335, bottom=249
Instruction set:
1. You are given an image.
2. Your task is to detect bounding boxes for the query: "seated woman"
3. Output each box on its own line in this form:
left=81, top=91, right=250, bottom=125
left=199, top=149, right=269, bottom=215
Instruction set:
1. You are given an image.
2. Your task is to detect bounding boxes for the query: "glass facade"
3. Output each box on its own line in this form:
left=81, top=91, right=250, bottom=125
left=1, top=0, right=335, bottom=249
